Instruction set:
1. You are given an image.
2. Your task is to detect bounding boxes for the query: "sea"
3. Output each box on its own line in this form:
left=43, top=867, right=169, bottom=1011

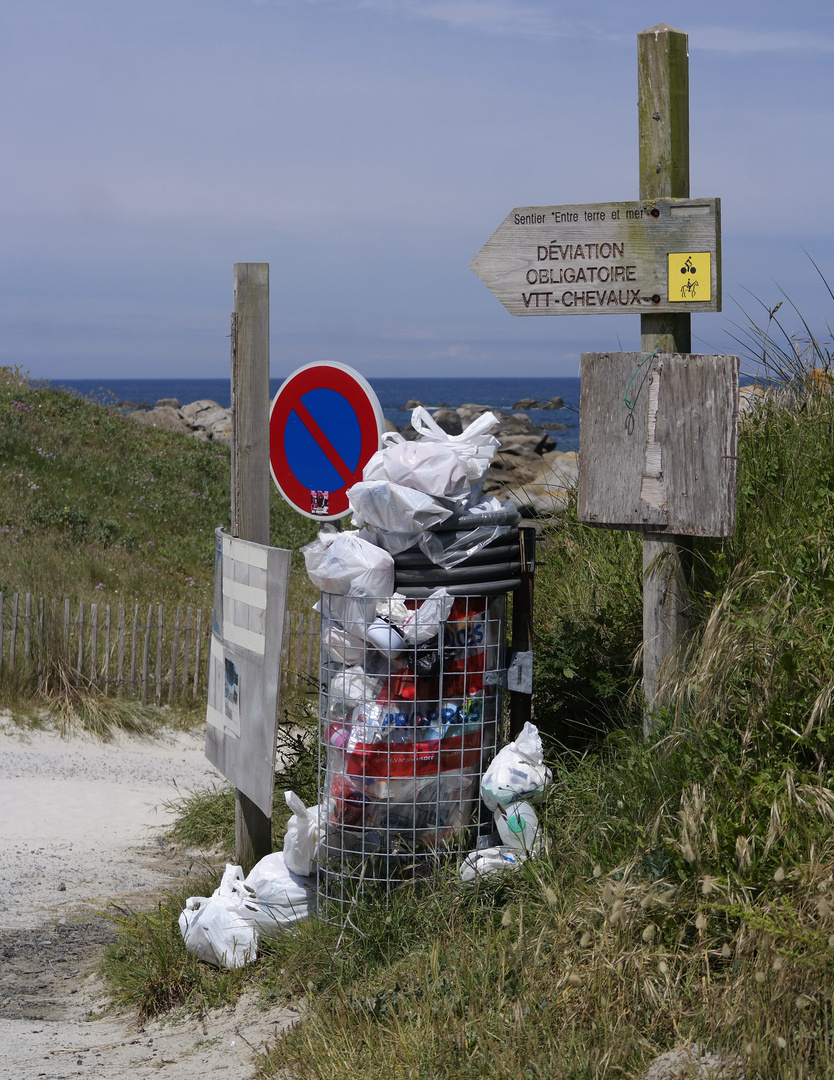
left=52, top=376, right=583, bottom=451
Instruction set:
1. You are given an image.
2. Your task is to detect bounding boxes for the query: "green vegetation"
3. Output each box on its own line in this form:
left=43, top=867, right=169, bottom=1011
left=0, top=366, right=318, bottom=610
left=103, top=313, right=834, bottom=1077
left=15, top=298, right=834, bottom=1075
left=0, top=367, right=319, bottom=725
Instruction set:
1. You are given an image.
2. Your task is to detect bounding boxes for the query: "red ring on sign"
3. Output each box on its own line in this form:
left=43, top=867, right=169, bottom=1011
left=269, top=363, right=383, bottom=520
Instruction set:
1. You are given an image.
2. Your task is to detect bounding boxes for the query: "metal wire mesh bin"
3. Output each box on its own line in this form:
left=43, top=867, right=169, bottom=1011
left=316, top=589, right=506, bottom=912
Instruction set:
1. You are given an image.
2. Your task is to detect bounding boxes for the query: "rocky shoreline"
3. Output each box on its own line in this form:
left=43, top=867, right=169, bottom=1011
left=127, top=396, right=579, bottom=518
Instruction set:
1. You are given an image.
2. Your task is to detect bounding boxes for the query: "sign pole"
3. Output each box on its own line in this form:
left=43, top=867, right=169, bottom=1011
left=638, top=25, right=692, bottom=733
left=231, top=262, right=273, bottom=869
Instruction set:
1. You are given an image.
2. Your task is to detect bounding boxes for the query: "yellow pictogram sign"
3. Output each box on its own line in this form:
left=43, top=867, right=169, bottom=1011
left=668, top=252, right=711, bottom=302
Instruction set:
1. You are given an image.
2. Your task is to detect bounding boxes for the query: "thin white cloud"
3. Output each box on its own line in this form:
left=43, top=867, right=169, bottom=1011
left=693, top=26, right=834, bottom=54
left=302, top=0, right=590, bottom=38
left=402, top=1, right=548, bottom=35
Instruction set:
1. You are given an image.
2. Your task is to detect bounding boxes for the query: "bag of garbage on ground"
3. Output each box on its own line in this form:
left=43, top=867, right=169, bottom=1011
left=179, top=792, right=322, bottom=968
left=480, top=721, right=552, bottom=810
left=178, top=856, right=315, bottom=968
left=458, top=725, right=551, bottom=880
left=458, top=805, right=544, bottom=881
left=459, top=845, right=527, bottom=882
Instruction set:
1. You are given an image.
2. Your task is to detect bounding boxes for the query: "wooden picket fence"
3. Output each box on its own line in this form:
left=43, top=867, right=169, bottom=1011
left=0, top=592, right=320, bottom=703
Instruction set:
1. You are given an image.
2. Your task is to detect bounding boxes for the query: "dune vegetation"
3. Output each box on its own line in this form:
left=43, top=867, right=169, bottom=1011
left=5, top=286, right=834, bottom=1077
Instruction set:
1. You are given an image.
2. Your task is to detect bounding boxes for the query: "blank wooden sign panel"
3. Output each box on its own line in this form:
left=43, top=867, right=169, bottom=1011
left=577, top=352, right=739, bottom=537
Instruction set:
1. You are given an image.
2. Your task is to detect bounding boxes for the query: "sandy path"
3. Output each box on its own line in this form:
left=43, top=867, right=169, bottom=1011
left=0, top=719, right=298, bottom=1080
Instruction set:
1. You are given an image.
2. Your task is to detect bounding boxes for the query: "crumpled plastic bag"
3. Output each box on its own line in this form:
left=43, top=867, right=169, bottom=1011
left=376, top=592, right=410, bottom=626
left=416, top=522, right=515, bottom=569
left=283, top=790, right=324, bottom=877
left=347, top=479, right=455, bottom=535
left=480, top=722, right=552, bottom=811
left=399, top=588, right=454, bottom=645
left=328, top=666, right=384, bottom=710
left=363, top=434, right=470, bottom=502
left=302, top=529, right=395, bottom=598
left=409, top=406, right=500, bottom=483
left=178, top=856, right=315, bottom=968
left=321, top=619, right=367, bottom=665
left=459, top=845, right=527, bottom=882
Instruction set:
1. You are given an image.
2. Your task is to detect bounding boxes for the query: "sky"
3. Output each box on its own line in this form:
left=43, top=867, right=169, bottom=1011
left=1, top=0, right=833, bottom=382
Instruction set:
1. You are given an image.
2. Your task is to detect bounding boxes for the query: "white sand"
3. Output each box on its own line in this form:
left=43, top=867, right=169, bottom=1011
left=0, top=718, right=298, bottom=1080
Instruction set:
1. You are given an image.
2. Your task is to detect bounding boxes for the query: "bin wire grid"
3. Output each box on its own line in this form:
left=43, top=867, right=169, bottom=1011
left=316, top=591, right=506, bottom=917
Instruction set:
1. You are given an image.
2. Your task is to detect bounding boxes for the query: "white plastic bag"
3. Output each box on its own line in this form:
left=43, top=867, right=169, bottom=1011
left=480, top=722, right=552, bottom=810
left=179, top=856, right=316, bottom=969
left=317, top=593, right=379, bottom=636
left=459, top=845, right=527, bottom=882
left=302, top=529, right=395, bottom=598
left=363, top=434, right=470, bottom=501
left=242, top=851, right=315, bottom=928
left=347, top=480, right=454, bottom=534
left=178, top=864, right=258, bottom=968
left=283, top=791, right=323, bottom=877
left=328, top=665, right=384, bottom=710
left=409, top=406, right=500, bottom=483
left=321, top=620, right=367, bottom=665
left=399, top=588, right=454, bottom=645
left=494, top=801, right=541, bottom=853
left=375, top=592, right=410, bottom=626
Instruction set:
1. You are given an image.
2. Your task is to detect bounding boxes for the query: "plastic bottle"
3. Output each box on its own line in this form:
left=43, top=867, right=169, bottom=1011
left=494, top=801, right=540, bottom=852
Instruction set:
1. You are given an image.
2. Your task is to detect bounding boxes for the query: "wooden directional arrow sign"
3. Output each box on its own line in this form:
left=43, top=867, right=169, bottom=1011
left=470, top=198, right=721, bottom=316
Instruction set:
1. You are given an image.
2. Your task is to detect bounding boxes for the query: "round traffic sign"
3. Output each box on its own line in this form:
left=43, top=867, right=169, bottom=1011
left=269, top=362, right=384, bottom=520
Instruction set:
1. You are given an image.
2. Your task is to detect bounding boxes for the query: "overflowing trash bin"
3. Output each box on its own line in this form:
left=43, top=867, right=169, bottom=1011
left=299, top=406, right=535, bottom=913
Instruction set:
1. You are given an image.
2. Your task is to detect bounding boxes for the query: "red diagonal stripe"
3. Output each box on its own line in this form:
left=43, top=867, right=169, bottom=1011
left=292, top=398, right=357, bottom=486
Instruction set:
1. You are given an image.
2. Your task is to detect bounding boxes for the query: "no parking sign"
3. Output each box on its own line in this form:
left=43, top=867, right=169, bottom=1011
left=269, top=362, right=384, bottom=520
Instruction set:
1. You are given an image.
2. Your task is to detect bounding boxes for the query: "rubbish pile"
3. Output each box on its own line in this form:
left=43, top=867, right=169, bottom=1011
left=179, top=406, right=553, bottom=966
left=460, top=721, right=551, bottom=881
left=178, top=792, right=320, bottom=968
left=308, top=406, right=551, bottom=892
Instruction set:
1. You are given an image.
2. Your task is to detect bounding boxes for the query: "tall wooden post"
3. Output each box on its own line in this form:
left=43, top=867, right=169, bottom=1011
left=638, top=25, right=692, bottom=734
left=231, top=262, right=272, bottom=868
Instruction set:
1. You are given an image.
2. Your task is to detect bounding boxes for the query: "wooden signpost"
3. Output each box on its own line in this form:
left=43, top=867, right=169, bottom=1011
left=470, top=24, right=739, bottom=733
left=470, top=198, right=721, bottom=318
left=203, top=263, right=293, bottom=871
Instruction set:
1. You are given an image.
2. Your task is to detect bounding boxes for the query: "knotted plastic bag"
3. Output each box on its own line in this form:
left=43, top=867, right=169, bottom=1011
left=283, top=790, right=323, bottom=877
left=178, top=858, right=315, bottom=969
left=480, top=722, right=552, bottom=811
left=363, top=433, right=471, bottom=501
left=409, top=406, right=500, bottom=483
left=302, top=529, right=395, bottom=598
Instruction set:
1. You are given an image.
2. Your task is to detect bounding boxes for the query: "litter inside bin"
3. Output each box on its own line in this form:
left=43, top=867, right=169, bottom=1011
left=308, top=407, right=536, bottom=911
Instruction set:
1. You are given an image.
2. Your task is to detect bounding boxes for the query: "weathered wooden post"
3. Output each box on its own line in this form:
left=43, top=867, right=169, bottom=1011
left=469, top=23, right=736, bottom=745
left=638, top=25, right=692, bottom=731
left=231, top=262, right=272, bottom=868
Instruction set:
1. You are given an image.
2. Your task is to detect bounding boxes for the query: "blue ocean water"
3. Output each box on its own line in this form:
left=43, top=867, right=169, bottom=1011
left=52, top=375, right=582, bottom=450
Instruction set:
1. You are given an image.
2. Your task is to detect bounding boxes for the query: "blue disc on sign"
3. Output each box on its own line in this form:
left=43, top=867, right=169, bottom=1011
left=284, top=389, right=362, bottom=491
